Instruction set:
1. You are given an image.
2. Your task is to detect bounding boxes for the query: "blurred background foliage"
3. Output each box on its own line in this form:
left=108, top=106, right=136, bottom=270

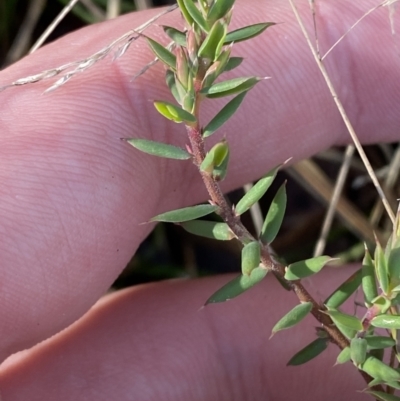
left=1, top=0, right=398, bottom=289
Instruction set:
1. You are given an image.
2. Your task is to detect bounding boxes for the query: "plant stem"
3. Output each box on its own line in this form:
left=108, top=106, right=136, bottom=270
left=186, top=109, right=383, bottom=391
left=186, top=118, right=351, bottom=345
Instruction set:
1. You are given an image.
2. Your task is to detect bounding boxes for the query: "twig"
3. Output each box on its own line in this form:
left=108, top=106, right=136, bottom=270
left=313, top=145, right=355, bottom=257
left=288, top=0, right=395, bottom=224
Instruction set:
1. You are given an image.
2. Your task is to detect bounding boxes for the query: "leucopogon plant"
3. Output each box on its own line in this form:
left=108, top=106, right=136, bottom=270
left=124, top=1, right=400, bottom=400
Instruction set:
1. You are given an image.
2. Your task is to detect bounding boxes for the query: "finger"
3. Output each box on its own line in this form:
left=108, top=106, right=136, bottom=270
left=0, top=270, right=368, bottom=401
left=0, top=0, right=398, bottom=360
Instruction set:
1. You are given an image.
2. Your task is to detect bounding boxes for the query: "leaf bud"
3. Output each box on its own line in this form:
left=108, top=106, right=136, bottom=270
left=175, top=46, right=190, bottom=90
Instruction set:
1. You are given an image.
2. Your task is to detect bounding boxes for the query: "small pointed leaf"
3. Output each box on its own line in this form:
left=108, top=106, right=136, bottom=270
left=205, top=267, right=268, bottom=304
left=126, top=138, right=191, bottom=160
left=182, top=0, right=209, bottom=32
left=388, top=246, right=400, bottom=287
left=177, top=0, right=194, bottom=26
left=154, top=101, right=197, bottom=124
left=271, top=302, right=312, bottom=336
left=336, top=347, right=351, bottom=364
left=371, top=314, right=400, bottom=329
left=375, top=239, right=389, bottom=295
left=162, top=26, right=187, bottom=46
left=146, top=37, right=176, bottom=70
left=224, top=22, right=276, bottom=44
left=150, top=204, right=218, bottom=223
left=203, top=92, right=247, bottom=137
left=165, top=70, right=181, bottom=104
left=212, top=146, right=230, bottom=181
left=180, top=220, right=234, bottom=240
left=260, top=183, right=287, bottom=244
left=362, top=247, right=378, bottom=306
left=365, top=336, right=396, bottom=350
left=367, top=391, right=400, bottom=401
left=198, top=20, right=227, bottom=60
left=360, top=356, right=400, bottom=382
left=374, top=379, right=400, bottom=390
left=350, top=337, right=367, bottom=366
left=326, top=308, right=363, bottom=331
left=284, top=256, right=331, bottom=280
left=223, top=57, right=243, bottom=72
left=235, top=165, right=281, bottom=215
left=287, top=338, right=329, bottom=366
left=324, top=268, right=363, bottom=309
left=201, top=77, right=262, bottom=99
left=241, top=241, right=261, bottom=275
left=334, top=322, right=357, bottom=340
left=207, top=0, right=235, bottom=23
left=200, top=140, right=229, bottom=174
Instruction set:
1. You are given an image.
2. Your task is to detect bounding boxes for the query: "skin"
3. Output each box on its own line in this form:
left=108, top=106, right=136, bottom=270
left=0, top=0, right=399, bottom=399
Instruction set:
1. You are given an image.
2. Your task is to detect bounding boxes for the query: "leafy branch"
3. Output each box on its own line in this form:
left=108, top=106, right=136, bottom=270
left=125, top=0, right=400, bottom=398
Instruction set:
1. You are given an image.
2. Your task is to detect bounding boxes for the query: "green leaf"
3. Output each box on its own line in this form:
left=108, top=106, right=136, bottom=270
left=182, top=0, right=209, bottom=32
left=324, top=268, right=363, bottom=309
left=271, top=302, right=313, bottom=336
left=284, top=256, right=331, bottom=281
left=235, top=165, right=281, bottom=215
left=388, top=245, right=400, bottom=287
left=241, top=241, right=261, bottom=275
left=372, top=295, right=392, bottom=314
left=207, top=0, right=235, bottom=23
left=336, top=347, right=351, bottom=365
left=223, top=57, right=243, bottom=72
left=154, top=101, right=197, bottom=124
left=126, top=138, right=191, bottom=160
left=177, top=0, right=194, bottom=26
left=360, top=356, right=400, bottom=382
left=365, top=335, right=396, bottom=350
left=260, top=183, right=287, bottom=244
left=203, top=92, right=247, bottom=137
left=287, top=338, right=328, bottom=366
left=334, top=322, right=357, bottom=340
left=224, top=22, right=276, bottom=44
left=200, top=140, right=229, bottom=174
left=212, top=146, right=230, bottom=181
left=369, top=379, right=400, bottom=390
left=180, top=220, right=234, bottom=240
left=375, top=240, right=389, bottom=295
left=350, top=337, right=367, bottom=366
left=326, top=308, right=363, bottom=331
left=162, top=26, right=187, bottom=47
left=362, top=247, right=378, bottom=306
left=146, top=37, right=176, bottom=70
left=370, top=348, right=385, bottom=362
left=205, top=267, right=268, bottom=304
left=198, top=20, right=227, bottom=60
left=165, top=70, right=182, bottom=104
left=150, top=204, right=218, bottom=223
left=367, top=391, right=400, bottom=401
left=371, top=314, right=400, bottom=329
left=201, top=76, right=262, bottom=99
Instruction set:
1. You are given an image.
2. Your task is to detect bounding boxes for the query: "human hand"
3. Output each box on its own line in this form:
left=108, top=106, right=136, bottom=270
left=0, top=1, right=399, bottom=399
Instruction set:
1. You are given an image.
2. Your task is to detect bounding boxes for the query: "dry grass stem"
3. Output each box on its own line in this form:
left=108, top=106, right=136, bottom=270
left=106, top=0, right=122, bottom=19
left=322, top=0, right=399, bottom=61
left=289, top=0, right=395, bottom=224
left=289, top=159, right=384, bottom=244
left=29, top=0, right=81, bottom=54
left=243, top=183, right=264, bottom=234
left=134, top=0, right=153, bottom=11
left=313, top=145, right=355, bottom=257
left=4, top=0, right=46, bottom=66
left=0, top=4, right=178, bottom=93
left=370, top=145, right=400, bottom=226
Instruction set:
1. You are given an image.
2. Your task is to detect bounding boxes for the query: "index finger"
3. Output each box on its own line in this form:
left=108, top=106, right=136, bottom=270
left=0, top=0, right=398, bottom=361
